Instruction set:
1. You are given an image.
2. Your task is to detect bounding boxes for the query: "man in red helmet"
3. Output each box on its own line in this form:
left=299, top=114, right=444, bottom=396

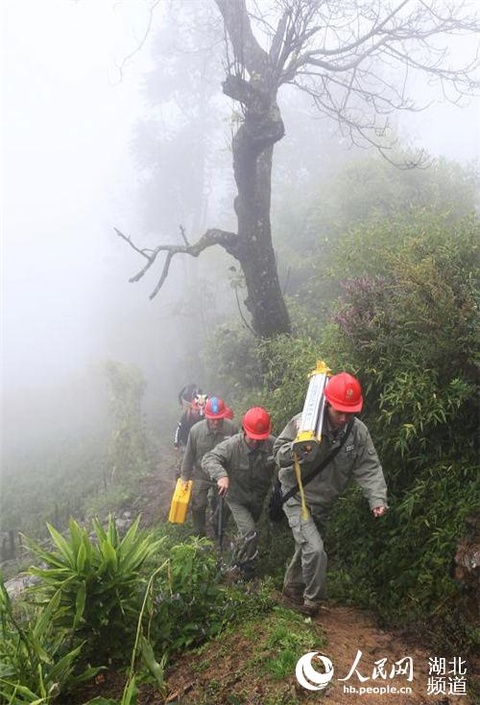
left=181, top=396, right=238, bottom=537
left=202, top=407, right=276, bottom=581
left=274, top=372, right=388, bottom=617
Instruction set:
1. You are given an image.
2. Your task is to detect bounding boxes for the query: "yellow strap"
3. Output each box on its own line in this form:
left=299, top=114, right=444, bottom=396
left=293, top=452, right=309, bottom=520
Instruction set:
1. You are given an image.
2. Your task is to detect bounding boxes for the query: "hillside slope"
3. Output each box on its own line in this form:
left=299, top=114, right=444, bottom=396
left=88, top=460, right=477, bottom=705
left=164, top=604, right=475, bottom=705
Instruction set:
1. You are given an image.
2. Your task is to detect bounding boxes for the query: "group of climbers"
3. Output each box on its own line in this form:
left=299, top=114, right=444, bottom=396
left=173, top=386, right=233, bottom=480
left=172, top=372, right=388, bottom=617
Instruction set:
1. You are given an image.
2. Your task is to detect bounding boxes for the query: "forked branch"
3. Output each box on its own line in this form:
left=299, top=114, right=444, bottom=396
left=114, top=227, right=239, bottom=299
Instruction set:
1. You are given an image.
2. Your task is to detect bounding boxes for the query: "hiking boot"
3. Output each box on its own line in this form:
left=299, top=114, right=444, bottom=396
left=296, top=600, right=321, bottom=618
left=280, top=596, right=321, bottom=617
left=282, top=585, right=304, bottom=605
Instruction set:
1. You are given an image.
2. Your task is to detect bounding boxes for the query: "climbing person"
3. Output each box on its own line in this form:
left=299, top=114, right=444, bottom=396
left=209, top=403, right=235, bottom=536
left=202, top=407, right=276, bottom=581
left=173, top=386, right=208, bottom=480
left=273, top=372, right=388, bottom=617
left=181, top=396, right=238, bottom=537
left=178, top=383, right=202, bottom=410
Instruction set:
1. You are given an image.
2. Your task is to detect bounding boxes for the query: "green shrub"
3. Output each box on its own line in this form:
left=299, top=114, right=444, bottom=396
left=148, top=538, right=232, bottom=655
left=104, top=361, right=149, bottom=481
left=323, top=213, right=479, bottom=480
left=6, top=520, right=278, bottom=703
left=318, top=211, right=480, bottom=654
left=233, top=207, right=480, bottom=658
left=327, top=461, right=479, bottom=653
left=203, top=324, right=263, bottom=398
left=0, top=573, right=98, bottom=704
left=23, top=515, right=164, bottom=664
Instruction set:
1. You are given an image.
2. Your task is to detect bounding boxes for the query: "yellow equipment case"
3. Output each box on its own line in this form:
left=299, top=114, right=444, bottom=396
left=168, top=479, right=193, bottom=523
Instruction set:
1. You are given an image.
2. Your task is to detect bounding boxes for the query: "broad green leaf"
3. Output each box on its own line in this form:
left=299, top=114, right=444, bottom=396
left=91, top=516, right=107, bottom=544
left=106, top=515, right=119, bottom=547
left=68, top=519, right=85, bottom=557
left=100, top=542, right=118, bottom=571
left=22, top=539, right=69, bottom=570
left=74, top=581, right=86, bottom=628
left=76, top=542, right=87, bottom=573
left=0, top=679, right=46, bottom=703
left=140, top=635, right=167, bottom=691
left=46, top=524, right=74, bottom=565
left=33, top=588, right=62, bottom=639
left=121, top=675, right=137, bottom=705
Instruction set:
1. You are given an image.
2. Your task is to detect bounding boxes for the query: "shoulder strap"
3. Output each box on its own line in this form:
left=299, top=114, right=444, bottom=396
left=280, top=418, right=354, bottom=506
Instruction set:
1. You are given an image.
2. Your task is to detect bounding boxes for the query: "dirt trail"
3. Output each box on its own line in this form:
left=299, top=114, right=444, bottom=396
left=162, top=601, right=476, bottom=705
left=312, top=604, right=473, bottom=704
left=132, top=465, right=478, bottom=705
left=132, top=465, right=177, bottom=528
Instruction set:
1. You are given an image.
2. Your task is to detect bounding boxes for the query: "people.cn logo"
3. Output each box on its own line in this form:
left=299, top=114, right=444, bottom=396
left=295, top=652, right=334, bottom=691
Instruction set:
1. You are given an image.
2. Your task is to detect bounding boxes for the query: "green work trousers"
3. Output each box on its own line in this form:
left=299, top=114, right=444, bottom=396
left=227, top=500, right=262, bottom=576
left=282, top=500, right=328, bottom=604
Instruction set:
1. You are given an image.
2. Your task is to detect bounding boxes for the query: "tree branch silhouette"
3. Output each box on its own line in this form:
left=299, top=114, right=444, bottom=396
left=114, top=226, right=239, bottom=300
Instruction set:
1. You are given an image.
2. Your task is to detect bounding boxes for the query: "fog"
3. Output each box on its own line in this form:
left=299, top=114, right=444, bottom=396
left=1, top=0, right=224, bottom=452
left=2, top=0, right=479, bottom=458
left=3, top=1, right=162, bottom=388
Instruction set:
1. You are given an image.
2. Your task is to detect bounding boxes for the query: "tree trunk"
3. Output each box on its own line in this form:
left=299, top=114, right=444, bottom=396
left=225, top=75, right=291, bottom=337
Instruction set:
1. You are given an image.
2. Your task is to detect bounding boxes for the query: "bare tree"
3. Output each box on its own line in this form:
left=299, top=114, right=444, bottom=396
left=117, top=0, right=480, bottom=338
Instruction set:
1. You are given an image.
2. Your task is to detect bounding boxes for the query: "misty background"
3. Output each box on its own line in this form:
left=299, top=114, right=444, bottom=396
left=2, top=0, right=479, bottom=460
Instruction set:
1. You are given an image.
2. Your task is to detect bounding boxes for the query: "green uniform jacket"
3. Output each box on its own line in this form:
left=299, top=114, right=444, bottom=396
left=202, top=433, right=276, bottom=506
left=274, top=413, right=387, bottom=524
left=181, top=418, right=238, bottom=482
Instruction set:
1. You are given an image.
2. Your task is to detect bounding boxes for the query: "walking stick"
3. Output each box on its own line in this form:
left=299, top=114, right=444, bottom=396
left=217, top=495, right=224, bottom=561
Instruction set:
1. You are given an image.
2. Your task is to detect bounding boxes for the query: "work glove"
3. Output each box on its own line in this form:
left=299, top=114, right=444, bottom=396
left=295, top=442, right=319, bottom=464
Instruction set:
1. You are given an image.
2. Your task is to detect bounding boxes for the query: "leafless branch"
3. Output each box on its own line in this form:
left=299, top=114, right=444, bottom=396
left=214, top=0, right=270, bottom=79
left=114, top=227, right=152, bottom=258
left=112, top=0, right=162, bottom=85
left=179, top=225, right=190, bottom=246
left=114, top=227, right=239, bottom=299
left=117, top=0, right=479, bottom=322
left=272, top=1, right=480, bottom=106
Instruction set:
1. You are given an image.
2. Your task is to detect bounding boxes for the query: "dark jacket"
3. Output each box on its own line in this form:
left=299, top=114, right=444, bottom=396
left=174, top=409, right=202, bottom=448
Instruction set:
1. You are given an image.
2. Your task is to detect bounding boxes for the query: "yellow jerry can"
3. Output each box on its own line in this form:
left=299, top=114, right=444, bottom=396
left=168, top=479, right=193, bottom=523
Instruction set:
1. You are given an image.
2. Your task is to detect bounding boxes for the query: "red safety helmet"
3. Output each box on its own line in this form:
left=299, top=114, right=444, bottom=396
left=204, top=396, right=228, bottom=419
left=324, top=372, right=363, bottom=413
left=243, top=407, right=272, bottom=440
